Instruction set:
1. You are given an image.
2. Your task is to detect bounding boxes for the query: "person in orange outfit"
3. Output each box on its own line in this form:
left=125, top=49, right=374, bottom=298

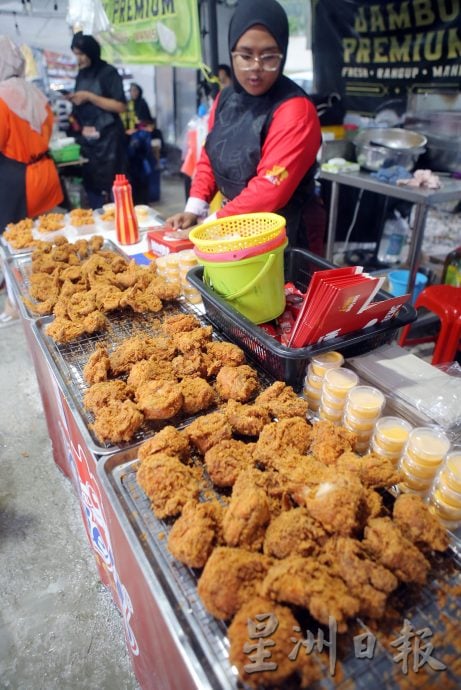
left=0, top=35, right=63, bottom=322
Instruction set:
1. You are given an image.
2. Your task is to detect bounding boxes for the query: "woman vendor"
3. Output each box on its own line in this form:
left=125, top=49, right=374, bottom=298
left=70, top=32, right=127, bottom=209
left=167, top=0, right=321, bottom=248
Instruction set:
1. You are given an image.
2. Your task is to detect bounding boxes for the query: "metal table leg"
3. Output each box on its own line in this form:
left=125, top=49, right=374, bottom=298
left=406, top=202, right=428, bottom=295
left=325, top=180, right=340, bottom=262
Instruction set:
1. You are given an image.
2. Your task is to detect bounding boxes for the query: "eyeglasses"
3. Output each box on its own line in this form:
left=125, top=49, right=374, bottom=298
left=231, top=52, right=283, bottom=72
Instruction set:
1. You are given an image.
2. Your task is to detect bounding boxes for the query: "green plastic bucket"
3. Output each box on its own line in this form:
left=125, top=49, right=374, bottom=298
left=201, top=240, right=288, bottom=324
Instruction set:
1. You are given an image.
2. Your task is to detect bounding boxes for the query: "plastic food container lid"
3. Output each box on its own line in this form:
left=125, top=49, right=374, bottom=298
left=374, top=416, right=412, bottom=451
left=319, top=400, right=344, bottom=419
left=309, top=350, right=344, bottom=376
left=323, top=367, right=359, bottom=396
left=303, top=381, right=322, bottom=400
left=443, top=452, right=461, bottom=491
left=407, top=427, right=451, bottom=463
left=305, top=366, right=324, bottom=389
left=343, top=406, right=380, bottom=429
left=346, top=385, right=385, bottom=416
left=429, top=487, right=461, bottom=520
left=400, top=451, right=440, bottom=480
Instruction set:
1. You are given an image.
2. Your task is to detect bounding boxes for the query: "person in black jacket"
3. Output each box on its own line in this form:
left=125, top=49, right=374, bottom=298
left=70, top=32, right=127, bottom=209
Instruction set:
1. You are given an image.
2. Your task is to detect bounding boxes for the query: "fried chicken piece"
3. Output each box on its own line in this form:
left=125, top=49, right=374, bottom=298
left=297, top=473, right=367, bottom=537
left=109, top=335, right=168, bottom=375
left=28, top=272, right=56, bottom=301
left=180, top=376, right=216, bottom=415
left=254, top=417, right=312, bottom=466
left=136, top=379, right=184, bottom=420
left=197, top=547, right=272, bottom=620
left=136, top=453, right=200, bottom=519
left=222, top=399, right=270, bottom=437
left=65, top=290, right=98, bottom=320
left=167, top=500, right=223, bottom=568
left=204, top=439, right=254, bottom=487
left=90, top=399, right=144, bottom=444
left=393, top=493, right=449, bottom=553
left=92, top=284, right=124, bottom=312
left=126, top=357, right=176, bottom=391
left=138, top=426, right=190, bottom=463
left=223, top=482, right=271, bottom=551
left=115, top=259, right=150, bottom=288
left=83, top=344, right=111, bottom=385
left=82, top=310, right=108, bottom=335
left=228, top=596, right=319, bottom=690
left=231, top=467, right=293, bottom=518
left=203, top=341, right=246, bottom=376
left=336, top=450, right=403, bottom=489
left=171, top=350, right=208, bottom=379
left=89, top=235, right=104, bottom=252
left=262, top=556, right=359, bottom=632
left=263, top=507, right=328, bottom=559
left=172, top=326, right=213, bottom=353
left=73, top=239, right=89, bottom=258
left=309, top=420, right=357, bottom=465
left=185, top=411, right=232, bottom=454
left=23, top=293, right=59, bottom=316
left=161, top=312, right=201, bottom=335
left=320, top=537, right=398, bottom=619
left=255, top=381, right=309, bottom=419
left=147, top=275, right=181, bottom=301
left=363, top=517, right=430, bottom=585
left=215, top=364, right=258, bottom=402
left=83, top=380, right=133, bottom=414
left=46, top=316, right=87, bottom=343
left=119, top=284, right=163, bottom=313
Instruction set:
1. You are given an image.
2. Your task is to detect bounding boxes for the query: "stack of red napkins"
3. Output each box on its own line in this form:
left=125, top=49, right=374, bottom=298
left=288, top=266, right=409, bottom=348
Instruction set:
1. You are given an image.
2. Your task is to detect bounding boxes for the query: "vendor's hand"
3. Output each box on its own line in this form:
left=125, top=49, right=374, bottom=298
left=166, top=211, right=198, bottom=230
left=69, top=90, right=93, bottom=106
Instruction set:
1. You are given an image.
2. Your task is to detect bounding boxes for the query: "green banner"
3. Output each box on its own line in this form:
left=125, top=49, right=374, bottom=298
left=99, top=0, right=202, bottom=66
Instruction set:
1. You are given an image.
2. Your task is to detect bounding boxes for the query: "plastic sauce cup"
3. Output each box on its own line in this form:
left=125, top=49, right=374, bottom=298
left=343, top=409, right=377, bottom=432
left=303, top=380, right=322, bottom=401
left=400, top=452, right=440, bottom=481
left=346, top=385, right=385, bottom=419
left=435, top=480, right=461, bottom=508
left=398, top=460, right=433, bottom=493
left=323, top=367, right=358, bottom=398
left=321, top=388, right=346, bottom=411
left=306, top=364, right=324, bottom=390
left=374, top=416, right=412, bottom=453
left=441, top=452, right=461, bottom=493
left=429, top=486, right=461, bottom=521
left=406, top=427, right=450, bottom=466
left=319, top=407, right=343, bottom=424
left=370, top=436, right=402, bottom=464
left=309, top=351, right=344, bottom=377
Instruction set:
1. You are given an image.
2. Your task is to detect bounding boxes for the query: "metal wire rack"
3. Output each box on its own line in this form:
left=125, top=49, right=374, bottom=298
left=106, top=454, right=461, bottom=690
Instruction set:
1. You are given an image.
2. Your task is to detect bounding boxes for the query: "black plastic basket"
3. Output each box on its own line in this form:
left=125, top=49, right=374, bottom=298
left=187, top=248, right=417, bottom=390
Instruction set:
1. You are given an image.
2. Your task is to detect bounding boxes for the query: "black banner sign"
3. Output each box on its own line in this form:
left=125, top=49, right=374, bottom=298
left=311, top=0, right=461, bottom=115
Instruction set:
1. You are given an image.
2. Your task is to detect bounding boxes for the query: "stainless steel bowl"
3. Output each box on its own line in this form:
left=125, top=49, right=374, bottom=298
left=354, top=127, right=427, bottom=172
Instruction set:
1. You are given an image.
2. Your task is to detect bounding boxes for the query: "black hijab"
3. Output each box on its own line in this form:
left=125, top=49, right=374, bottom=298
left=228, top=0, right=289, bottom=92
left=71, top=32, right=102, bottom=67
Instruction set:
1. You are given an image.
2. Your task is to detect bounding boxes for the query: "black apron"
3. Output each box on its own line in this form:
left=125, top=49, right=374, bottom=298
left=73, top=65, right=126, bottom=195
left=0, top=152, right=27, bottom=232
left=205, top=77, right=319, bottom=248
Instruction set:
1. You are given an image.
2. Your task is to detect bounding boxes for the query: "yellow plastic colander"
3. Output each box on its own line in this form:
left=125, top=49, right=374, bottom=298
left=189, top=212, right=286, bottom=254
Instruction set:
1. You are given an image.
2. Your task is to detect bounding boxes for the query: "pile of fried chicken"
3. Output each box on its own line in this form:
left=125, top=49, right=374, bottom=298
left=81, top=312, right=264, bottom=444
left=134, top=374, right=449, bottom=688
left=22, top=235, right=180, bottom=343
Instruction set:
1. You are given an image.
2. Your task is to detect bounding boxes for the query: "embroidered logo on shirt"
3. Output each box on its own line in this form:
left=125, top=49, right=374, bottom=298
left=264, top=165, right=288, bottom=186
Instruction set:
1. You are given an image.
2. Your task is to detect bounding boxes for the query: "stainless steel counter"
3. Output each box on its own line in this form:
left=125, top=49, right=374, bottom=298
left=319, top=169, right=461, bottom=294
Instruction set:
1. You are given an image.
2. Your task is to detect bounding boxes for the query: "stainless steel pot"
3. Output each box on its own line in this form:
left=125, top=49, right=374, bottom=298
left=354, top=127, right=427, bottom=172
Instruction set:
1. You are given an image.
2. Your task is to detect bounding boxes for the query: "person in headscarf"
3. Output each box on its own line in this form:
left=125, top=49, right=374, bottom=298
left=0, top=35, right=63, bottom=323
left=167, top=0, right=321, bottom=249
left=124, top=82, right=153, bottom=131
left=70, top=32, right=127, bottom=209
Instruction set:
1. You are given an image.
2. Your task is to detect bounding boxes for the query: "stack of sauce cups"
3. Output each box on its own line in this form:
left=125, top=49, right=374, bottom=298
left=303, top=351, right=344, bottom=415
left=398, top=427, right=450, bottom=495
left=318, top=366, right=358, bottom=425
left=371, top=416, right=412, bottom=466
left=343, top=385, right=385, bottom=453
left=178, top=250, right=202, bottom=304
left=428, top=450, right=461, bottom=530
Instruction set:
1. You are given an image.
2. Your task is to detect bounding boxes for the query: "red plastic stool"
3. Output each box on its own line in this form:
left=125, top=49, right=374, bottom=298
left=398, top=285, right=461, bottom=364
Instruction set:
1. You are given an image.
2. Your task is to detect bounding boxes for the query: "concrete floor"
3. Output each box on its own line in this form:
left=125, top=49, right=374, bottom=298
left=0, top=174, right=186, bottom=690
